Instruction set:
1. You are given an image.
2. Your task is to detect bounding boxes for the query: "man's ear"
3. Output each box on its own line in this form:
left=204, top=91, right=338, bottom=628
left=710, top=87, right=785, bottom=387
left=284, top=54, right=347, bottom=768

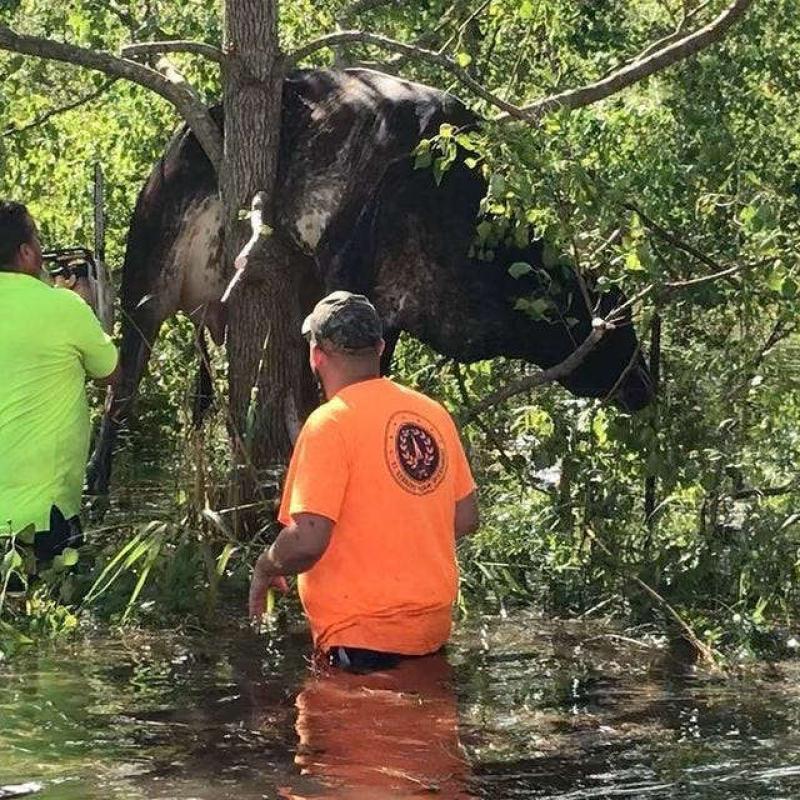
left=17, top=242, right=32, bottom=265
left=376, top=339, right=386, bottom=358
left=309, top=341, right=325, bottom=370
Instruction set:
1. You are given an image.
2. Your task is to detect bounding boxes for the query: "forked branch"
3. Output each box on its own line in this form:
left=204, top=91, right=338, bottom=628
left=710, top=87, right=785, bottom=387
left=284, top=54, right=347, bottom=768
left=289, top=0, right=754, bottom=123
left=0, top=25, right=222, bottom=170
left=3, top=77, right=118, bottom=138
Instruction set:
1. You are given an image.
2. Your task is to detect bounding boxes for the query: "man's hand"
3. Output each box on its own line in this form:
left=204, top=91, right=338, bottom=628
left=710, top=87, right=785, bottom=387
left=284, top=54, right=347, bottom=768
left=247, top=514, right=334, bottom=622
left=54, top=273, right=96, bottom=309
left=248, top=550, right=289, bottom=620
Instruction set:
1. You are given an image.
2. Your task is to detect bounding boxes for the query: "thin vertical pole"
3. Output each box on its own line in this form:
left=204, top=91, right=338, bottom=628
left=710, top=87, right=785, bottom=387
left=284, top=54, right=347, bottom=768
left=93, top=162, right=114, bottom=333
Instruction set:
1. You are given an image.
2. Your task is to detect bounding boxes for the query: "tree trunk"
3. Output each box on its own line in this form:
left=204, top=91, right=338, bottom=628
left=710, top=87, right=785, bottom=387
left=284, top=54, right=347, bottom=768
left=221, top=0, right=306, bottom=531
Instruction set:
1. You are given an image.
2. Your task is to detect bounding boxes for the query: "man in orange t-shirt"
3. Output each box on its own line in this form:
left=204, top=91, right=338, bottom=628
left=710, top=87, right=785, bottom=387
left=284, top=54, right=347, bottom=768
left=248, top=291, right=479, bottom=671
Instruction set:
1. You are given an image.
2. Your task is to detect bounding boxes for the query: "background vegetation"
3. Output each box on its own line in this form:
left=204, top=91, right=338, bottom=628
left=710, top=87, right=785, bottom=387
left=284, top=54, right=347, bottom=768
left=1, top=0, right=798, bottom=661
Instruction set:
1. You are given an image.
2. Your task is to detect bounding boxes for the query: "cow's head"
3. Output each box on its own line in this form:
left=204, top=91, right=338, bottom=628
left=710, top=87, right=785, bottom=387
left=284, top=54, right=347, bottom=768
left=347, top=154, right=656, bottom=414
left=497, top=247, right=655, bottom=412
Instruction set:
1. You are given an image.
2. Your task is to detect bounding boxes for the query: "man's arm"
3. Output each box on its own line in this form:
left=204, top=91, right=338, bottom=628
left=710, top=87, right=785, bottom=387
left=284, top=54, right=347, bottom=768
left=248, top=512, right=333, bottom=618
left=455, top=490, right=479, bottom=541
left=94, top=363, right=120, bottom=387
left=57, top=287, right=119, bottom=380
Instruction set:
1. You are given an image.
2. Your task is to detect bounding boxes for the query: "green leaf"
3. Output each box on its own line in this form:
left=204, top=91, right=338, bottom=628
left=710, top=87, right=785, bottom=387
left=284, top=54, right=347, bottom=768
left=432, top=156, right=448, bottom=185
left=215, top=542, right=239, bottom=578
left=455, top=52, right=472, bottom=68
left=508, top=261, right=533, bottom=279
left=766, top=267, right=785, bottom=293
left=514, top=297, right=553, bottom=320
left=61, top=547, right=79, bottom=567
left=414, top=150, right=432, bottom=170
left=489, top=173, right=507, bottom=196
left=592, top=412, right=609, bottom=446
left=624, top=249, right=645, bottom=272
left=16, top=524, right=35, bottom=545
left=476, top=220, right=493, bottom=243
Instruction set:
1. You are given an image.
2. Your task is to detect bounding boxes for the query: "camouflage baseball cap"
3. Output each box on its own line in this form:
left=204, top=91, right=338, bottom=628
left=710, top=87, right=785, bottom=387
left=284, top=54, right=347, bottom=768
left=301, top=290, right=383, bottom=350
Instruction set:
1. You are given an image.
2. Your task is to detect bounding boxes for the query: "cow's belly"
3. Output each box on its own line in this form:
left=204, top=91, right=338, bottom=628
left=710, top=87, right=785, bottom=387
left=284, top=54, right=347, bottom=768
left=174, top=196, right=225, bottom=310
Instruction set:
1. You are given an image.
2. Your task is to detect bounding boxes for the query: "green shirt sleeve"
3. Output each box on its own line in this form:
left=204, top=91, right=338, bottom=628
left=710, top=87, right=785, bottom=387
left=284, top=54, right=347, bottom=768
left=56, top=288, right=118, bottom=379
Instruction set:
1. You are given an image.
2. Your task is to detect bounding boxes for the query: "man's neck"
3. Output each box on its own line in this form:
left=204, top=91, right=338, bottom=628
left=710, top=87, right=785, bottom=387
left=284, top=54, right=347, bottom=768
left=323, top=371, right=381, bottom=400
left=0, top=264, right=35, bottom=276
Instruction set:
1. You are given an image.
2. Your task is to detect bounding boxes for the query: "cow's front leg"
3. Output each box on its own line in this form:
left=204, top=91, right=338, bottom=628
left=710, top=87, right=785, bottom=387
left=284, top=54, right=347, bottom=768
left=86, top=304, right=164, bottom=498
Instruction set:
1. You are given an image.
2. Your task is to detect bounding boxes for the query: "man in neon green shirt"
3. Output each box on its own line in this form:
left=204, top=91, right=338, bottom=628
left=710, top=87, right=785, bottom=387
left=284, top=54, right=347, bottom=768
left=0, top=200, right=118, bottom=567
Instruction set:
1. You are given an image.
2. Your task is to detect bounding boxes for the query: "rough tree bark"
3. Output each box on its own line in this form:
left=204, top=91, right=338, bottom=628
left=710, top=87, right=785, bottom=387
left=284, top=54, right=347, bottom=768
left=221, top=0, right=308, bottom=525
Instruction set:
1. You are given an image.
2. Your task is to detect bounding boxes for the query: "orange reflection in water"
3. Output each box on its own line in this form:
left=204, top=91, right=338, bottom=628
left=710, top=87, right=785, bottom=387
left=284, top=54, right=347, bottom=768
left=280, top=654, right=474, bottom=800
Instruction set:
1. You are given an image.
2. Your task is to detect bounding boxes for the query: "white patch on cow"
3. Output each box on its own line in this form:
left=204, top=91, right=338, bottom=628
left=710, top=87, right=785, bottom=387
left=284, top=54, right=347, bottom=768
left=295, top=187, right=337, bottom=250
left=171, top=196, right=226, bottom=321
left=382, top=290, right=411, bottom=328
left=284, top=392, right=302, bottom=445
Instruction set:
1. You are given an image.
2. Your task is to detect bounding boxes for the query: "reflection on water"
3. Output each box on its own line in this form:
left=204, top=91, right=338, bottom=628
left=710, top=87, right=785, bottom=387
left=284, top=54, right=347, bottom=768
left=289, top=655, right=471, bottom=799
left=2, top=612, right=800, bottom=799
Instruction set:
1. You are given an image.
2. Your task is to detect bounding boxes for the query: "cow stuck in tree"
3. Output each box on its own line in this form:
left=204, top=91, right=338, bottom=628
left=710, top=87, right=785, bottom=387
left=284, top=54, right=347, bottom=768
left=86, top=68, right=654, bottom=496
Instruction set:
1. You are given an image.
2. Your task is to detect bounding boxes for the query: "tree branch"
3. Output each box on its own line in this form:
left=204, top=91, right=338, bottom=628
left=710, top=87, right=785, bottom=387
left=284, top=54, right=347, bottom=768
left=504, top=0, right=754, bottom=122
left=628, top=0, right=714, bottom=64
left=624, top=202, right=742, bottom=287
left=731, top=480, right=797, bottom=500
left=289, top=0, right=752, bottom=122
left=461, top=255, right=752, bottom=420
left=586, top=527, right=719, bottom=665
left=3, top=77, right=118, bottom=138
left=121, top=40, right=224, bottom=63
left=460, top=325, right=608, bottom=422
left=285, top=30, right=524, bottom=116
left=0, top=25, right=222, bottom=171
left=452, top=361, right=540, bottom=486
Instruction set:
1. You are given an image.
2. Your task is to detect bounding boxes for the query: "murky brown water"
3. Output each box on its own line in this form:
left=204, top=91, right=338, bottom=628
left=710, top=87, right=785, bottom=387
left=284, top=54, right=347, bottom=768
left=2, top=610, right=800, bottom=799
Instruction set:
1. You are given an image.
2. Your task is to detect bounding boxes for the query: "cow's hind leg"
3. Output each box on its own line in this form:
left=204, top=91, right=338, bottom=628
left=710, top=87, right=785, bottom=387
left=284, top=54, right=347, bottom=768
left=86, top=304, right=164, bottom=497
left=191, top=327, right=215, bottom=428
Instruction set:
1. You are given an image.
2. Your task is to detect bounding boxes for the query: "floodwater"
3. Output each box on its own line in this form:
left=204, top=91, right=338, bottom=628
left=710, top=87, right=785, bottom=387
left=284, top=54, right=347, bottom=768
left=2, top=611, right=800, bottom=800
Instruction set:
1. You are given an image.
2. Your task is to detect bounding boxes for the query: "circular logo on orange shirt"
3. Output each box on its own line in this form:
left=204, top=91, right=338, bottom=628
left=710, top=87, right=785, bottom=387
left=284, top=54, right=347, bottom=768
left=385, top=411, right=447, bottom=495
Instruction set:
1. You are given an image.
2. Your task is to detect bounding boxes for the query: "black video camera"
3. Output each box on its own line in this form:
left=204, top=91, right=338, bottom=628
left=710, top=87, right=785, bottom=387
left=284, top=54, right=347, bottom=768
left=42, top=247, right=98, bottom=282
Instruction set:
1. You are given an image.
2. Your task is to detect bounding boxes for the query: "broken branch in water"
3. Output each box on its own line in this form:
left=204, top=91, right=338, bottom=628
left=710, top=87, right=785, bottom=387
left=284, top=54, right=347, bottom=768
left=585, top=528, right=720, bottom=666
